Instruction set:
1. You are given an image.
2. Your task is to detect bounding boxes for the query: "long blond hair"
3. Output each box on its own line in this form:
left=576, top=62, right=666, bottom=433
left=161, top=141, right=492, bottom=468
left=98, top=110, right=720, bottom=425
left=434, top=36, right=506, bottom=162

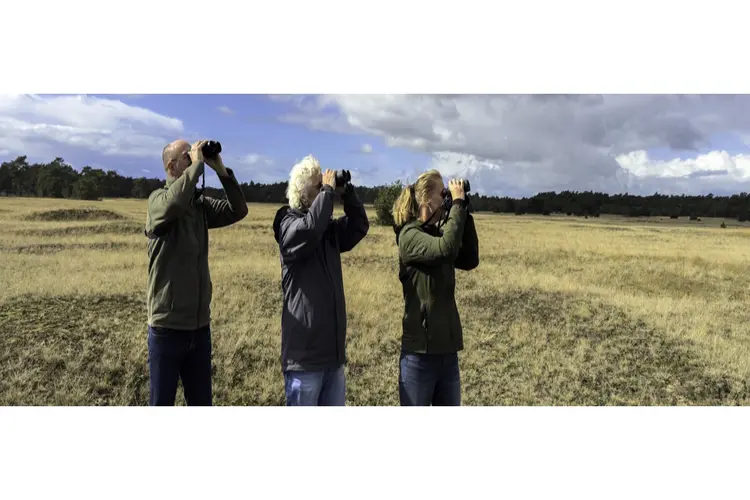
left=391, top=169, right=443, bottom=227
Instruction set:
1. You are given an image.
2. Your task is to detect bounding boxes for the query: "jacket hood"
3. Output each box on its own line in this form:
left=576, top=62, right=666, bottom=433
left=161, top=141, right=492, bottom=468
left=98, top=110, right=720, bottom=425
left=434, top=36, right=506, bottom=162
left=394, top=218, right=440, bottom=245
left=393, top=221, right=408, bottom=244
left=273, top=205, right=307, bottom=243
left=273, top=205, right=290, bottom=243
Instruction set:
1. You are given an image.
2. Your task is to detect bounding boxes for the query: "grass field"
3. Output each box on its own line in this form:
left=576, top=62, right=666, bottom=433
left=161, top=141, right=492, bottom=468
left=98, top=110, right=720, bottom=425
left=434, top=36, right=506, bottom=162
left=2, top=196, right=750, bottom=406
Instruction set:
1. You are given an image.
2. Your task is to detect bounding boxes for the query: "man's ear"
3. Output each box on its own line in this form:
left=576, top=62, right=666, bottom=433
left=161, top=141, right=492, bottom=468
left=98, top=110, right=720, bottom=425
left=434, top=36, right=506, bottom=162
left=166, top=160, right=176, bottom=177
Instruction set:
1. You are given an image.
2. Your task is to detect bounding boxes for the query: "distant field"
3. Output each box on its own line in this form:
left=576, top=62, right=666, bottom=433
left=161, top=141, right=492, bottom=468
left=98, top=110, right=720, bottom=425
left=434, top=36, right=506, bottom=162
left=2, top=196, right=750, bottom=406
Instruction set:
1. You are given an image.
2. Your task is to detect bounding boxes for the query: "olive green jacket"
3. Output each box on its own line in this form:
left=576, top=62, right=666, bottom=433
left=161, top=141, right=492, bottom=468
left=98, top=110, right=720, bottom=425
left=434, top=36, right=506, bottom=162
left=395, top=199, right=479, bottom=354
left=145, top=159, right=248, bottom=330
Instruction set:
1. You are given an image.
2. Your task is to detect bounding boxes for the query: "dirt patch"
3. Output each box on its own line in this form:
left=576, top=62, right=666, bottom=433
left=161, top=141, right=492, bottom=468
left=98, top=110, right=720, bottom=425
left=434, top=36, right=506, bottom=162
left=0, top=294, right=149, bottom=406
left=24, top=207, right=125, bottom=222
left=17, top=221, right=144, bottom=238
left=569, top=224, right=633, bottom=232
left=10, top=241, right=142, bottom=255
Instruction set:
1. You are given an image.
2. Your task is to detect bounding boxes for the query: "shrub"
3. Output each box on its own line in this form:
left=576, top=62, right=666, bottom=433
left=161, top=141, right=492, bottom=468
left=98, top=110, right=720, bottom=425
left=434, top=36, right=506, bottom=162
left=374, top=181, right=404, bottom=227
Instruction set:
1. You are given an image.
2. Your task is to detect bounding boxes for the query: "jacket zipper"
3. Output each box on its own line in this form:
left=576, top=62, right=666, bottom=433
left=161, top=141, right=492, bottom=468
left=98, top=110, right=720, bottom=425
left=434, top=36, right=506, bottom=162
left=196, top=200, right=203, bottom=330
left=421, top=302, right=429, bottom=352
left=326, top=226, right=340, bottom=364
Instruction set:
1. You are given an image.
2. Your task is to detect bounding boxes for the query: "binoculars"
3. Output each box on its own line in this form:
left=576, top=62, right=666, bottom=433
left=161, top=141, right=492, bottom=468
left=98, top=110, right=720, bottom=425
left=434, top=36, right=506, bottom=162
left=188, top=140, right=222, bottom=162
left=441, top=179, right=471, bottom=199
left=187, top=140, right=222, bottom=197
left=441, top=179, right=472, bottom=213
left=202, top=140, right=222, bottom=159
left=335, top=169, right=352, bottom=187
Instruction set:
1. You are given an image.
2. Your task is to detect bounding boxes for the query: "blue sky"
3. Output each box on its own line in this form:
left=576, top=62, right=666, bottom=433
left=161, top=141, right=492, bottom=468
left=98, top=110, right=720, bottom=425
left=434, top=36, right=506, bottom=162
left=89, top=94, right=433, bottom=188
left=3, top=94, right=750, bottom=197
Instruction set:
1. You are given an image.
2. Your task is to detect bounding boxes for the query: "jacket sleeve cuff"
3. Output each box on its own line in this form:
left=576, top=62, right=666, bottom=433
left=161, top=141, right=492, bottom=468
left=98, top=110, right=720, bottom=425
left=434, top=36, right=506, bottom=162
left=341, top=183, right=357, bottom=200
left=452, top=198, right=468, bottom=208
left=218, top=167, right=239, bottom=185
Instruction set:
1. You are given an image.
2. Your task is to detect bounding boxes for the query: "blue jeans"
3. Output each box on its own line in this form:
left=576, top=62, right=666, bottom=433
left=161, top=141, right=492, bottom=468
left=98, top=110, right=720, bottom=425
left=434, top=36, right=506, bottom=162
left=284, top=365, right=346, bottom=406
left=398, top=350, right=461, bottom=406
left=147, top=325, right=212, bottom=406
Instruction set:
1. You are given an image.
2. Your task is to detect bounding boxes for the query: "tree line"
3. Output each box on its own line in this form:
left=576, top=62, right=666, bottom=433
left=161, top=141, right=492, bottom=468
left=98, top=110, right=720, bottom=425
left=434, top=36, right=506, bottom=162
left=3, top=154, right=750, bottom=222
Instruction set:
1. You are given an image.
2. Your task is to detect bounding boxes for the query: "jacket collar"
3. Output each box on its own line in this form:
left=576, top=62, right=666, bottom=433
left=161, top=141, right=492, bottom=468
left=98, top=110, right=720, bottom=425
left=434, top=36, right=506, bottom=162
left=164, top=176, right=203, bottom=202
left=394, top=218, right=441, bottom=244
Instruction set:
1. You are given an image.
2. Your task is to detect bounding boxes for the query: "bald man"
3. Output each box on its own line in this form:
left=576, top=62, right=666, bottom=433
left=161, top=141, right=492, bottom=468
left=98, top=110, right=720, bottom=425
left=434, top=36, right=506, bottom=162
left=145, top=139, right=248, bottom=406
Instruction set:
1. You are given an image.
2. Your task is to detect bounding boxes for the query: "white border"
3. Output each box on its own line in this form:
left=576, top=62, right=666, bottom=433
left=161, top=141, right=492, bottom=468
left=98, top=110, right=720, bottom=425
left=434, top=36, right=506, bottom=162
left=2, top=1, right=750, bottom=498
left=3, top=0, right=750, bottom=93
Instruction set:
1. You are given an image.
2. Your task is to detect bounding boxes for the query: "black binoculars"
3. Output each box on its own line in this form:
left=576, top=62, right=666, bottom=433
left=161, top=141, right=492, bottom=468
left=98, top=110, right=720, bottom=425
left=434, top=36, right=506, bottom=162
left=188, top=140, right=222, bottom=162
left=335, top=169, right=352, bottom=187
left=441, top=179, right=471, bottom=199
left=202, top=140, right=222, bottom=159
left=441, top=179, right=472, bottom=214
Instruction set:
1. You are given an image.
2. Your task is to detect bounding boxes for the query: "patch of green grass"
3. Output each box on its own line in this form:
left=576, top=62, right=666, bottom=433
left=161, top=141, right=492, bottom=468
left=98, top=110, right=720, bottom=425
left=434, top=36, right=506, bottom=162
left=24, top=207, right=125, bottom=222
left=3, top=198, right=750, bottom=406
left=459, top=287, right=750, bottom=405
left=16, top=221, right=144, bottom=237
left=9, top=242, right=143, bottom=254
left=0, top=294, right=149, bottom=405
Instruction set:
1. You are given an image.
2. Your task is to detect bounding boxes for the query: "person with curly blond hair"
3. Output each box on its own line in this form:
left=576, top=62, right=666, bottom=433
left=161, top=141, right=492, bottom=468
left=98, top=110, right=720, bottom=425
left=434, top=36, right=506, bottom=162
left=272, top=155, right=369, bottom=405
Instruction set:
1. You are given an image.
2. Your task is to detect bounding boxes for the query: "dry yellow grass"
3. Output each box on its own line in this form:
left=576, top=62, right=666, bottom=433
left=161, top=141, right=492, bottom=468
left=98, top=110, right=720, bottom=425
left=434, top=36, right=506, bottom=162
left=2, top=196, right=750, bottom=405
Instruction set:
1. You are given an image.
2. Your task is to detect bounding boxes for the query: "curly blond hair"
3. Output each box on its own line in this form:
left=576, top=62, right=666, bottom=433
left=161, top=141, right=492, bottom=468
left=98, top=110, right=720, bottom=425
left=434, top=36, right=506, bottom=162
left=286, top=155, right=322, bottom=209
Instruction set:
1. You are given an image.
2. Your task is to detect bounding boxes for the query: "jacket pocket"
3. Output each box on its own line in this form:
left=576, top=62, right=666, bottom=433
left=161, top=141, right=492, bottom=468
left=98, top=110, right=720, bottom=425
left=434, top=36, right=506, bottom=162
left=152, top=280, right=172, bottom=315
left=170, top=265, right=200, bottom=319
left=420, top=303, right=429, bottom=350
left=205, top=274, right=213, bottom=313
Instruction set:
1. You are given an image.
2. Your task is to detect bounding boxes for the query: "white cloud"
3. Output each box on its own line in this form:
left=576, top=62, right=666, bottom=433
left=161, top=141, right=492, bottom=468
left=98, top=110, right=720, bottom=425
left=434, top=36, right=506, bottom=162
left=218, top=105, right=235, bottom=115
left=360, top=143, right=372, bottom=154
left=237, top=153, right=274, bottom=166
left=227, top=153, right=286, bottom=184
left=0, top=94, right=184, bottom=159
left=278, top=95, right=750, bottom=195
left=612, top=150, right=750, bottom=195
left=615, top=150, right=750, bottom=179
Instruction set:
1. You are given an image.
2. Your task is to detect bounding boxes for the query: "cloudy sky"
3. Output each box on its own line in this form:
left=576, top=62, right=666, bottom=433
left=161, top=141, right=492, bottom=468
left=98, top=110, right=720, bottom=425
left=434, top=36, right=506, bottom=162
left=2, top=94, right=750, bottom=197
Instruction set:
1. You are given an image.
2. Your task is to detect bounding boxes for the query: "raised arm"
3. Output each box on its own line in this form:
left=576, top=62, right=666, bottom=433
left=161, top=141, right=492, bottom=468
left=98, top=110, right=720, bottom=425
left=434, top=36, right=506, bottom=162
left=399, top=199, right=468, bottom=266
left=454, top=211, right=479, bottom=270
left=146, top=158, right=204, bottom=234
left=202, top=167, right=249, bottom=229
left=333, top=184, right=369, bottom=253
left=278, top=185, right=335, bottom=262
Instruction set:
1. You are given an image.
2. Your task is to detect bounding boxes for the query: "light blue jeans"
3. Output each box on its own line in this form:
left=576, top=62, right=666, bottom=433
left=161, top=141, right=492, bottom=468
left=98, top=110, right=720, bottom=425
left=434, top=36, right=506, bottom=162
left=283, top=365, right=346, bottom=406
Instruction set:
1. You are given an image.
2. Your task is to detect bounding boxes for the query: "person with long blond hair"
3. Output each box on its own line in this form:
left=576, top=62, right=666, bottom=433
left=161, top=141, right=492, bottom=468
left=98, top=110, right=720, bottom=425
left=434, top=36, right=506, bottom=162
left=391, top=169, right=479, bottom=406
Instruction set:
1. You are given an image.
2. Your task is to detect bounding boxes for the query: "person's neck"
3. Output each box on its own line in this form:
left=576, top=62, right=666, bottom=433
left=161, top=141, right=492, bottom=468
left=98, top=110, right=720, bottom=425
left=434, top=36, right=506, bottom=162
left=419, top=208, right=438, bottom=225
